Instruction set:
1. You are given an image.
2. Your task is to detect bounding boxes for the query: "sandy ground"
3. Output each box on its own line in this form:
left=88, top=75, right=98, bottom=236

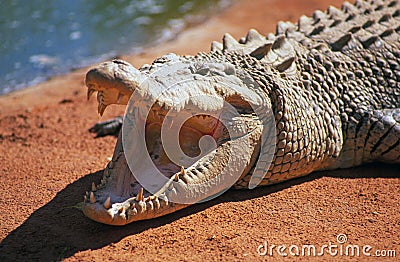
left=0, top=0, right=399, bottom=261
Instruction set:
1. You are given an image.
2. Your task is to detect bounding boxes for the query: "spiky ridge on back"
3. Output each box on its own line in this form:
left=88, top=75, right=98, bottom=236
left=211, top=0, right=400, bottom=74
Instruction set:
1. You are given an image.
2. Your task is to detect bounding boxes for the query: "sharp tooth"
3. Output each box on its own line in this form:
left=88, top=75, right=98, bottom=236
left=90, top=192, right=96, bottom=203
left=91, top=182, right=96, bottom=191
left=98, top=102, right=107, bottom=116
left=153, top=197, right=161, bottom=209
left=174, top=173, right=180, bottom=182
left=130, top=207, right=138, bottom=216
left=161, top=196, right=169, bottom=206
left=180, top=166, right=186, bottom=175
left=116, top=92, right=124, bottom=104
left=87, top=88, right=95, bottom=100
left=146, top=199, right=154, bottom=210
left=96, top=92, right=106, bottom=115
left=136, top=187, right=144, bottom=202
left=137, top=201, right=146, bottom=213
left=84, top=195, right=87, bottom=202
left=103, top=196, right=111, bottom=209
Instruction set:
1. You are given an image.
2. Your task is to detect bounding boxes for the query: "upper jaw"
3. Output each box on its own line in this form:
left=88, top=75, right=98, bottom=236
left=85, top=57, right=265, bottom=116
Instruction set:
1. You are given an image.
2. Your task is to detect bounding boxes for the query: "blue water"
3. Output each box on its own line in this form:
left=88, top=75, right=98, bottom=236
left=0, top=0, right=230, bottom=95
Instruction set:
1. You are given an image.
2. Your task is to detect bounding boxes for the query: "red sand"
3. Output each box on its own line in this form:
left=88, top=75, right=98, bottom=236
left=0, top=0, right=399, bottom=261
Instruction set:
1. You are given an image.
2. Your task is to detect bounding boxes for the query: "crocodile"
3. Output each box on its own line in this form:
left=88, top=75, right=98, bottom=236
left=82, top=0, right=400, bottom=225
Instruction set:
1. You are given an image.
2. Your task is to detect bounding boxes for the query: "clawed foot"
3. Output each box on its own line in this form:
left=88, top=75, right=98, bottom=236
left=89, top=116, right=123, bottom=137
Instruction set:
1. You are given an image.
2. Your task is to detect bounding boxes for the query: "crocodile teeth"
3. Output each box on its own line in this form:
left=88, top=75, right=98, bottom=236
left=98, top=102, right=107, bottom=116
left=147, top=201, right=154, bottom=210
left=137, top=201, right=146, bottom=213
left=84, top=195, right=88, bottom=202
left=116, top=92, right=124, bottom=104
left=161, top=196, right=169, bottom=206
left=90, top=192, right=96, bottom=203
left=87, top=88, right=95, bottom=100
left=146, top=199, right=154, bottom=210
left=130, top=207, right=138, bottom=216
left=153, top=197, right=161, bottom=209
left=91, top=182, right=96, bottom=191
left=103, top=196, right=111, bottom=209
left=96, top=91, right=107, bottom=116
left=174, top=170, right=182, bottom=182
left=136, top=188, right=144, bottom=202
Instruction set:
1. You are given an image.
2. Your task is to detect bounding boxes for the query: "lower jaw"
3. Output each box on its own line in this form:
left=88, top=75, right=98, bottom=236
left=82, top=122, right=262, bottom=225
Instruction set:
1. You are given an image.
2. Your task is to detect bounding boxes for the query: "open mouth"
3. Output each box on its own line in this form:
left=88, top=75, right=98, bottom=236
left=145, top=105, right=226, bottom=170
left=82, top=58, right=265, bottom=225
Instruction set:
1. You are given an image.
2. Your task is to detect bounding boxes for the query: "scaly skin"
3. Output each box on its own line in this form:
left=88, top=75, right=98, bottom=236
left=83, top=0, right=400, bottom=225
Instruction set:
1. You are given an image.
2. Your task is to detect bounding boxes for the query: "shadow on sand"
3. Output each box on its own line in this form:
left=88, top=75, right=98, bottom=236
left=0, top=163, right=398, bottom=261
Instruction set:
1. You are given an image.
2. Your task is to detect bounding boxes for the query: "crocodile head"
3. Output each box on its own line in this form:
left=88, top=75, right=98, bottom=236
left=82, top=54, right=273, bottom=225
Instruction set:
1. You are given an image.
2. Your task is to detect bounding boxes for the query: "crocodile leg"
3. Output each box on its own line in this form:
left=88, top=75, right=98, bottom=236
left=338, top=109, right=400, bottom=168
left=363, top=109, right=400, bottom=163
left=89, top=116, right=123, bottom=137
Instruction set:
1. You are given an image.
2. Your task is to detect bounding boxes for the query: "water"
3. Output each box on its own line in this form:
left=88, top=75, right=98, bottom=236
left=0, top=0, right=230, bottom=95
